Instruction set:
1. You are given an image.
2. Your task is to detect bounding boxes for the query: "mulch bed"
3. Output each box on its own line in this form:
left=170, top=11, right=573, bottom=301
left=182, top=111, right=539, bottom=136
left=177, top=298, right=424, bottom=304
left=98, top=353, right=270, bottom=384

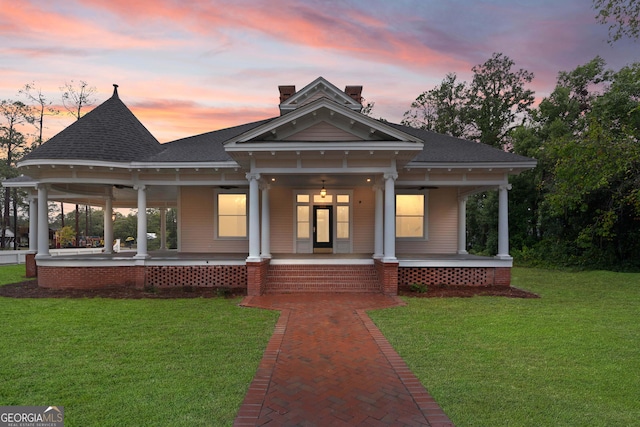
left=398, top=285, right=539, bottom=298
left=0, top=280, right=539, bottom=299
left=0, top=281, right=246, bottom=299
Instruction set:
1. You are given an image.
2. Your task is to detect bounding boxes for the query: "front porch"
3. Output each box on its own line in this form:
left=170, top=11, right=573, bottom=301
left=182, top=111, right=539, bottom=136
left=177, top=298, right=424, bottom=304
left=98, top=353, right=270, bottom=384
left=30, top=250, right=512, bottom=295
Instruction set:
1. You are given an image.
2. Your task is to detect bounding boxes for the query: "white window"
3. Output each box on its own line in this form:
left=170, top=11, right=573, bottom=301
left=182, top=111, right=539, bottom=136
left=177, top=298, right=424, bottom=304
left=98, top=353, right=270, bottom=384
left=336, top=195, right=350, bottom=239
left=313, top=194, right=333, bottom=203
left=297, top=205, right=310, bottom=239
left=217, top=193, right=247, bottom=238
left=337, top=206, right=349, bottom=239
left=396, top=194, right=426, bottom=238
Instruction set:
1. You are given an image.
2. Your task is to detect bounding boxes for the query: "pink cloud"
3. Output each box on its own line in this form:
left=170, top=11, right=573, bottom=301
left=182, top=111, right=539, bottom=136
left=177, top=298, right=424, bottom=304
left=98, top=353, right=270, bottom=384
left=1, top=1, right=185, bottom=50
left=71, top=0, right=467, bottom=73
left=130, top=99, right=275, bottom=143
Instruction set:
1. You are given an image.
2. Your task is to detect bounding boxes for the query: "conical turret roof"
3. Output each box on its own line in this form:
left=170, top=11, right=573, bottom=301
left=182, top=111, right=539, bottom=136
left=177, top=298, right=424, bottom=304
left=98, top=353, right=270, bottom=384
left=22, top=85, right=162, bottom=163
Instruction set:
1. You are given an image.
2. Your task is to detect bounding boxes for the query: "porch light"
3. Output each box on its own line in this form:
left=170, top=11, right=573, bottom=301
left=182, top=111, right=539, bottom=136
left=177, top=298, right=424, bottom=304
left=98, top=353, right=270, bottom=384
left=320, top=180, right=327, bottom=198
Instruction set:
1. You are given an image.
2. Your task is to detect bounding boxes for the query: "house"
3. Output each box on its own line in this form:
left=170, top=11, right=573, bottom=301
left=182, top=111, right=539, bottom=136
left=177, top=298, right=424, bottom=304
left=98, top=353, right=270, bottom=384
left=4, top=77, right=536, bottom=295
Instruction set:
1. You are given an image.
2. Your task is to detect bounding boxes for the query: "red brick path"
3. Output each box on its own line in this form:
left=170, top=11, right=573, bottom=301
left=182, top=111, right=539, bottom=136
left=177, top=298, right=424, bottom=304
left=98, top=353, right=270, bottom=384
left=235, top=294, right=454, bottom=426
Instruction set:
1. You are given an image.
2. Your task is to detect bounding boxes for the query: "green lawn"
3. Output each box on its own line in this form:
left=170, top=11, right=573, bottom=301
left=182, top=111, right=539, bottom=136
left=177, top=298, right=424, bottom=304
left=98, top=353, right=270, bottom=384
left=369, top=268, right=640, bottom=426
left=3, top=265, right=639, bottom=426
left=0, top=265, right=278, bottom=426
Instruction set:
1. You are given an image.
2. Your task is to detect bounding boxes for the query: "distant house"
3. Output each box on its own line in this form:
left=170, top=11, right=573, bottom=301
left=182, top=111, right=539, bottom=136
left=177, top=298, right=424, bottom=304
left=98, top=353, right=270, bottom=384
left=4, top=77, right=536, bottom=294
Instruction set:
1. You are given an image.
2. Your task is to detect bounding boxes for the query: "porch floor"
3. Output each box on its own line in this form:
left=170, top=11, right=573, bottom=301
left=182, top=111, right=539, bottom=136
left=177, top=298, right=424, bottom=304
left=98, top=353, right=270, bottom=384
left=45, top=249, right=497, bottom=263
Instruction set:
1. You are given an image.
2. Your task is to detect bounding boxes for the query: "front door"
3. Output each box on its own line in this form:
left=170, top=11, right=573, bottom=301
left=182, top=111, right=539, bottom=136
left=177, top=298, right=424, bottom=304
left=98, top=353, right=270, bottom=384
left=313, top=205, right=333, bottom=253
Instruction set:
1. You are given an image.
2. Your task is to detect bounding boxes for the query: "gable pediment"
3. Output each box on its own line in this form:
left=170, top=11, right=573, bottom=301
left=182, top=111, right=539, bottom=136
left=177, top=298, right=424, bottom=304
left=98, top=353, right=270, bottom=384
left=223, top=98, right=424, bottom=169
left=225, top=97, right=423, bottom=146
left=283, top=121, right=364, bottom=142
left=279, top=77, right=362, bottom=115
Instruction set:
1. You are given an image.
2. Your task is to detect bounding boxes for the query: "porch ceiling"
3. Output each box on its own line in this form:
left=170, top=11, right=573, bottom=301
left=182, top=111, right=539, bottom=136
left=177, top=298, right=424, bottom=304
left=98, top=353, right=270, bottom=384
left=264, top=173, right=375, bottom=188
left=46, top=183, right=178, bottom=208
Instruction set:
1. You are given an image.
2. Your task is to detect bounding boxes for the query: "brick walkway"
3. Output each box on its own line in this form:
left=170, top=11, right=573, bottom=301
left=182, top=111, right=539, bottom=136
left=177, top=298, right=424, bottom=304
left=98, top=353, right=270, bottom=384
left=235, top=293, right=454, bottom=426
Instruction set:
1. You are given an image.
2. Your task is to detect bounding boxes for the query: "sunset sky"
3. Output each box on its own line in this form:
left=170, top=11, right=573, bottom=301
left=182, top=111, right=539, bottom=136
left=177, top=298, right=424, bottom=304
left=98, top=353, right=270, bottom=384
left=1, top=0, right=638, bottom=143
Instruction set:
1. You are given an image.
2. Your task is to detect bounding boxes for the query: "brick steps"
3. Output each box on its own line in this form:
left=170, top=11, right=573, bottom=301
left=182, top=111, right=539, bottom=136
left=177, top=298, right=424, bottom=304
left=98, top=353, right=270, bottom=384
left=265, top=264, right=381, bottom=293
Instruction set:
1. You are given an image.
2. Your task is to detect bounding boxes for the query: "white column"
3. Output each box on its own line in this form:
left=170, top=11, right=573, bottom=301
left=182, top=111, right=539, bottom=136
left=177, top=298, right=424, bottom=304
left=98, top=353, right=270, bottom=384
left=36, top=185, right=50, bottom=258
left=457, top=195, right=468, bottom=255
left=247, top=173, right=261, bottom=261
left=159, top=208, right=167, bottom=250
left=260, top=183, right=271, bottom=258
left=373, top=185, right=384, bottom=259
left=383, top=173, right=397, bottom=261
left=103, top=197, right=113, bottom=254
left=28, top=196, right=38, bottom=253
left=134, top=185, right=149, bottom=259
left=497, top=184, right=512, bottom=259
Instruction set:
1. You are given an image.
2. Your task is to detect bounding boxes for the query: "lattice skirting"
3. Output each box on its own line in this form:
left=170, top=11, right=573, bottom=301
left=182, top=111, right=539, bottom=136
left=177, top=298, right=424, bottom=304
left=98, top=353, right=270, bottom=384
left=399, top=266, right=510, bottom=288
left=146, top=265, right=247, bottom=288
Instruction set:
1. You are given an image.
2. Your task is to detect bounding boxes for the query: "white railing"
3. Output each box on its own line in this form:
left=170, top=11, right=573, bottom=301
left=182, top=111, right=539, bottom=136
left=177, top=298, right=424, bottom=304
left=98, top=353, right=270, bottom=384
left=49, top=248, right=105, bottom=256
left=0, top=250, right=28, bottom=265
left=0, top=247, right=106, bottom=265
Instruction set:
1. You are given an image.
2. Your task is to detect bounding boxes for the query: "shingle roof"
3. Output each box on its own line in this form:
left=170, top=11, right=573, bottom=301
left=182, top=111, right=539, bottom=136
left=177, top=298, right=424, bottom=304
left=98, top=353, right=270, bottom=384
left=385, top=123, right=534, bottom=164
left=20, top=84, right=534, bottom=166
left=22, top=85, right=162, bottom=163
left=146, top=120, right=534, bottom=164
left=145, top=119, right=274, bottom=162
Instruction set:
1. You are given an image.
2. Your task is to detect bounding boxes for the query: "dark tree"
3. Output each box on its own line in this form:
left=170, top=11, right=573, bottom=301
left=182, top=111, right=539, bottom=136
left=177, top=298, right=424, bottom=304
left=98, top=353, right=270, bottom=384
left=593, top=0, right=640, bottom=43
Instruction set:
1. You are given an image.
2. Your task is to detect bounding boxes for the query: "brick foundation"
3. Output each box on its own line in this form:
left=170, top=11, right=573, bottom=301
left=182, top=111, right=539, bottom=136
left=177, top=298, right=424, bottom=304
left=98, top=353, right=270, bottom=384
left=33, top=261, right=511, bottom=292
left=494, top=267, right=511, bottom=286
left=38, top=265, right=146, bottom=289
left=25, top=253, right=37, bottom=278
left=375, top=259, right=399, bottom=295
left=247, top=259, right=270, bottom=296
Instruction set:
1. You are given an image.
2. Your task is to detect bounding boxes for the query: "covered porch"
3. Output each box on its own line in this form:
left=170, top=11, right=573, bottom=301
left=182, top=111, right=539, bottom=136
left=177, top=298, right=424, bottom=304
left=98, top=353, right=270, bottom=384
left=31, top=250, right=512, bottom=294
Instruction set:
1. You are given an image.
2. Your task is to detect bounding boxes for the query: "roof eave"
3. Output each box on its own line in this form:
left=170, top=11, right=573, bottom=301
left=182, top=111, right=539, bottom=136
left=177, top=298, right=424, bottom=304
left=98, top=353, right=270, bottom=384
left=19, top=158, right=240, bottom=170
left=404, top=160, right=538, bottom=172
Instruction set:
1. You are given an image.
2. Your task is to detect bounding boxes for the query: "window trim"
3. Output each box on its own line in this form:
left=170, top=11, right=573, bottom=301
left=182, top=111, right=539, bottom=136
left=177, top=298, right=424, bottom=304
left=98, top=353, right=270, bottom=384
left=395, top=191, right=428, bottom=240
left=215, top=189, right=249, bottom=240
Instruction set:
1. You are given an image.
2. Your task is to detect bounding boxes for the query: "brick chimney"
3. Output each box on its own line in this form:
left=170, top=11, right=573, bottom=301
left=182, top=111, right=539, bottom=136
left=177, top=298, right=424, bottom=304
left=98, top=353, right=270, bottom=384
left=344, top=85, right=363, bottom=104
left=278, top=85, right=296, bottom=103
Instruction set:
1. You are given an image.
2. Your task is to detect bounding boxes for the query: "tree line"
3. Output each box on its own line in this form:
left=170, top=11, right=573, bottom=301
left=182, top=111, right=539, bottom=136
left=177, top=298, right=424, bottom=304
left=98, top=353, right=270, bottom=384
left=402, top=53, right=639, bottom=270
left=0, top=81, right=99, bottom=249
left=52, top=208, right=177, bottom=251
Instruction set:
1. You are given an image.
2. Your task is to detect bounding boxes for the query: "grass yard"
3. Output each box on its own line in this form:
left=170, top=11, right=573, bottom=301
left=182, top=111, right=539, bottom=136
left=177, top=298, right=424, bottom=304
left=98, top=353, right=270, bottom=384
left=369, top=268, right=640, bottom=426
left=0, top=265, right=278, bottom=426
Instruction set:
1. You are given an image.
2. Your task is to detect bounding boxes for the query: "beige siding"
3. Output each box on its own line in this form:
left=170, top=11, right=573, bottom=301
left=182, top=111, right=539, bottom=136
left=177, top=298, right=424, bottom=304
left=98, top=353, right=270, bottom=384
left=396, top=188, right=458, bottom=254
left=179, top=185, right=458, bottom=255
left=269, top=187, right=294, bottom=253
left=284, top=121, right=362, bottom=141
left=179, top=186, right=248, bottom=253
left=352, top=187, right=375, bottom=253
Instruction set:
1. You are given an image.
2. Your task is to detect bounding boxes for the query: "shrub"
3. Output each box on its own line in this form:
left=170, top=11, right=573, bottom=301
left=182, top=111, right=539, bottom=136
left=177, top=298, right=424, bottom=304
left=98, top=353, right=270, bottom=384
left=410, top=282, right=428, bottom=293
